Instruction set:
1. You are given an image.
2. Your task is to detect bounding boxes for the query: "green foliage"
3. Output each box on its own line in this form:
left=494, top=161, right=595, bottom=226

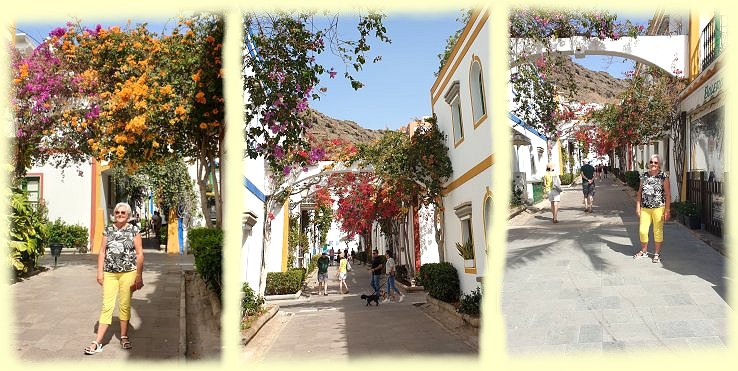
left=625, top=171, right=640, bottom=190
left=109, top=164, right=149, bottom=209
left=142, top=158, right=198, bottom=224
left=418, top=262, right=461, bottom=303
left=510, top=182, right=525, bottom=206
left=680, top=201, right=698, bottom=217
left=590, top=66, right=687, bottom=148
left=436, top=8, right=474, bottom=76
left=241, top=282, right=264, bottom=317
left=9, top=187, right=48, bottom=275
left=309, top=254, right=321, bottom=274
left=560, top=173, right=574, bottom=185
left=47, top=219, right=89, bottom=252
left=265, top=270, right=304, bottom=295
left=455, top=240, right=475, bottom=259
left=188, top=227, right=223, bottom=300
left=314, top=204, right=333, bottom=247
left=457, top=287, right=482, bottom=316
left=355, top=114, right=452, bottom=210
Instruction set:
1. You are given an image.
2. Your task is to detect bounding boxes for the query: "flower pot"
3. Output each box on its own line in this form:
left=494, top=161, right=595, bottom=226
left=464, top=259, right=475, bottom=268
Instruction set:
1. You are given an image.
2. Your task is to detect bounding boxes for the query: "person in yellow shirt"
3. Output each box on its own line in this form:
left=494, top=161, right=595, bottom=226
left=542, top=162, right=562, bottom=223
left=337, top=252, right=350, bottom=294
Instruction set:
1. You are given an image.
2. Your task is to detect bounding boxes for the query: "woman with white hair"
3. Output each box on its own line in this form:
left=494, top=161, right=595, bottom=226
left=543, top=162, right=562, bottom=223
left=634, top=154, right=671, bottom=263
left=84, top=202, right=145, bottom=354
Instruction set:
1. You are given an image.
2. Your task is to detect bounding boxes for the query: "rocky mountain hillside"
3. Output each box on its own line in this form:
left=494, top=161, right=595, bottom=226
left=549, top=57, right=630, bottom=105
left=304, top=109, right=386, bottom=145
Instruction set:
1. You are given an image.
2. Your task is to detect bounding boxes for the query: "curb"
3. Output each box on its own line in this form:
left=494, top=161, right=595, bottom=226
left=242, top=304, right=279, bottom=345
left=264, top=290, right=302, bottom=301
left=425, top=293, right=480, bottom=328
left=179, top=268, right=188, bottom=360
left=396, top=279, right=424, bottom=293
left=508, top=205, right=527, bottom=220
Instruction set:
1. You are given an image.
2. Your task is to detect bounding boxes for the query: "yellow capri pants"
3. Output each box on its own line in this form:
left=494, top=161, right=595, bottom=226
left=99, top=271, right=137, bottom=325
left=639, top=207, right=665, bottom=243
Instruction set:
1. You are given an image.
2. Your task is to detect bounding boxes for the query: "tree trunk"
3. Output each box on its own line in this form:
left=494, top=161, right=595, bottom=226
left=196, top=155, right=213, bottom=229
left=434, top=196, right=446, bottom=262
left=258, top=196, right=273, bottom=296
left=211, top=159, right=223, bottom=228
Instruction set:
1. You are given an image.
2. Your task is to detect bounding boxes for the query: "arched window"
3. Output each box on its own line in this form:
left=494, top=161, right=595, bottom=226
left=482, top=187, right=493, bottom=255
left=469, top=56, right=486, bottom=127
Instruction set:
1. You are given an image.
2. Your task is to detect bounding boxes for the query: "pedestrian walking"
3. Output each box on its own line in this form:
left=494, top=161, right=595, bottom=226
left=317, top=252, right=330, bottom=295
left=84, top=202, right=144, bottom=355
left=603, top=164, right=609, bottom=179
left=329, top=247, right=335, bottom=266
left=580, top=159, right=596, bottom=213
left=633, top=154, right=671, bottom=263
left=337, top=252, right=350, bottom=294
left=383, top=250, right=405, bottom=303
left=151, top=211, right=162, bottom=242
left=368, top=249, right=383, bottom=294
left=543, top=162, right=562, bottom=223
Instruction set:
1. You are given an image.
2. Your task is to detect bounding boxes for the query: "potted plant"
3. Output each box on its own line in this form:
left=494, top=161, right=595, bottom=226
left=681, top=201, right=700, bottom=229
left=455, top=240, right=475, bottom=268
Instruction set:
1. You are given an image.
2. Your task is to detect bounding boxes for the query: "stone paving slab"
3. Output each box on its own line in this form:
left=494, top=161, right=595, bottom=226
left=12, top=252, right=193, bottom=361
left=244, top=262, right=477, bottom=360
left=504, top=177, right=732, bottom=356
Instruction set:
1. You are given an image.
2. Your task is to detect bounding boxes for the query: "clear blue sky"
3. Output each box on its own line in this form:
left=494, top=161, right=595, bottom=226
left=310, top=13, right=463, bottom=130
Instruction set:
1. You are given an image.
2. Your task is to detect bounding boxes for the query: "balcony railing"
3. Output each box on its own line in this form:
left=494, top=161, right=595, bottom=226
left=701, top=15, right=725, bottom=72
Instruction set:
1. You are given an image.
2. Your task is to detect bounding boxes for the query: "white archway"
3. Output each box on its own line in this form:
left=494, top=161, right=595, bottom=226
left=511, top=35, right=688, bottom=76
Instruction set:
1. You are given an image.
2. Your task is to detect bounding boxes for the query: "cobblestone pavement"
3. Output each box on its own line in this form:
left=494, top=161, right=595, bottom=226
left=504, top=176, right=731, bottom=355
left=12, top=246, right=194, bottom=361
left=243, top=261, right=478, bottom=361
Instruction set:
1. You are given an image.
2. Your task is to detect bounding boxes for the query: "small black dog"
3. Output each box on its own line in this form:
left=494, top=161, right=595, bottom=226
left=360, top=293, right=380, bottom=306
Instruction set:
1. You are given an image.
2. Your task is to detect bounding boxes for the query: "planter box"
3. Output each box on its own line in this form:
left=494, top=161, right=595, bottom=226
left=463, top=259, right=475, bottom=268
left=264, top=290, right=302, bottom=301
left=425, top=293, right=480, bottom=328
left=686, top=215, right=701, bottom=229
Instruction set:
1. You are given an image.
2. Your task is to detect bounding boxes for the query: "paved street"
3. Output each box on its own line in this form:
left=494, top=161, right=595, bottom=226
left=504, top=175, right=731, bottom=355
left=243, top=260, right=478, bottom=361
left=12, top=241, right=194, bottom=361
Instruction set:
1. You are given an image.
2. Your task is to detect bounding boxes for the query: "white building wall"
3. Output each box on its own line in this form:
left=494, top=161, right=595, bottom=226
left=242, top=156, right=266, bottom=290
left=431, top=12, right=489, bottom=294
left=27, top=161, right=93, bottom=250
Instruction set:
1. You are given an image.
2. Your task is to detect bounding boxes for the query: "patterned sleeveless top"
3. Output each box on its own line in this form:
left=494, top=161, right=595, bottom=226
left=103, top=223, right=140, bottom=273
left=640, top=171, right=668, bottom=208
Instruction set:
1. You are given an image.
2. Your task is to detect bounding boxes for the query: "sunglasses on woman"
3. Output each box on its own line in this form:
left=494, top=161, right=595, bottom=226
left=114, top=210, right=126, bottom=215
left=649, top=161, right=659, bottom=165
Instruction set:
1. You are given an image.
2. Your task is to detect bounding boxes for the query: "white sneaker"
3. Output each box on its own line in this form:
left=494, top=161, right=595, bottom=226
left=398, top=295, right=405, bottom=303
left=382, top=298, right=390, bottom=303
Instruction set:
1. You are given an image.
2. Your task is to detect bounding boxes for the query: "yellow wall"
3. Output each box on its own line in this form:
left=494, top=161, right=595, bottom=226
left=688, top=12, right=701, bottom=81
left=167, top=208, right=179, bottom=254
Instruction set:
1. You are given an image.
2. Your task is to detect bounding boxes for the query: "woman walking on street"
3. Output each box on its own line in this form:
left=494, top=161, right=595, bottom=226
left=337, top=252, right=350, bottom=294
left=634, top=154, right=671, bottom=263
left=543, top=162, right=562, bottom=223
left=383, top=250, right=405, bottom=303
left=84, top=202, right=145, bottom=354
